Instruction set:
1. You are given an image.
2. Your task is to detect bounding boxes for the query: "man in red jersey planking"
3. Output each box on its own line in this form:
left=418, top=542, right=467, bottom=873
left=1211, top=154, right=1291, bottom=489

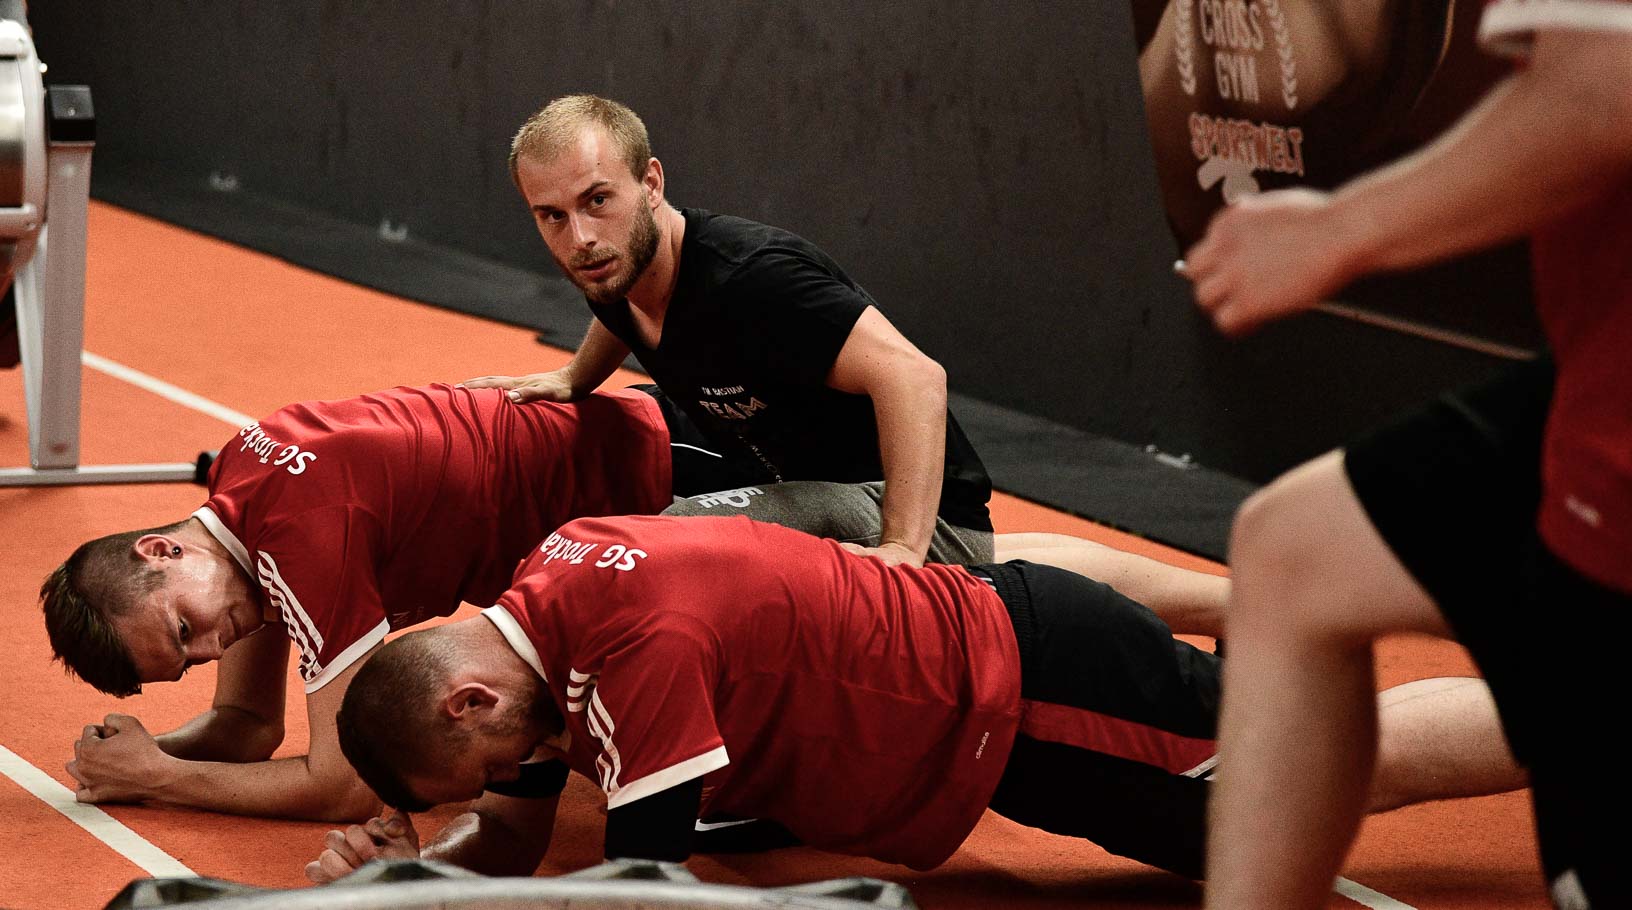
left=43, top=383, right=675, bottom=822
left=309, top=514, right=1522, bottom=882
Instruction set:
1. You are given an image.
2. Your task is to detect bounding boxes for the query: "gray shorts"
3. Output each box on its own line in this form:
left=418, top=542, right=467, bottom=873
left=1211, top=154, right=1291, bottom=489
left=661, top=480, right=994, bottom=565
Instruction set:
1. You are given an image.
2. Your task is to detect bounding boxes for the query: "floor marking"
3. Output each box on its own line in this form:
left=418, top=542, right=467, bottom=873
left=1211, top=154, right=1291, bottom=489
left=1336, top=876, right=1417, bottom=910
left=0, top=744, right=195, bottom=878
left=82, top=351, right=254, bottom=428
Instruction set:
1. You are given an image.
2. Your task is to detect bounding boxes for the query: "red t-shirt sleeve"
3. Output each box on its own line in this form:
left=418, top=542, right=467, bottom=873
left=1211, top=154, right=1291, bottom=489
left=251, top=505, right=388, bottom=693
left=572, top=619, right=731, bottom=810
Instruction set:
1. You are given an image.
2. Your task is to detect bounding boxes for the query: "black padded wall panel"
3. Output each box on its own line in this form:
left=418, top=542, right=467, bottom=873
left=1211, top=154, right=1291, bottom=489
left=30, top=1, right=1526, bottom=483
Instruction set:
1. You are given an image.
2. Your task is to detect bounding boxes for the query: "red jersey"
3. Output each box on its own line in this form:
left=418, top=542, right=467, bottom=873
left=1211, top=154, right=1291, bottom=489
left=486, top=515, right=1022, bottom=870
left=197, top=385, right=670, bottom=692
left=1482, top=0, right=1632, bottom=593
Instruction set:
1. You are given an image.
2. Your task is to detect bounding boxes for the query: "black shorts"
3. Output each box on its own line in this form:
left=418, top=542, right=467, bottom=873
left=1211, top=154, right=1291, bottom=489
left=974, top=562, right=1222, bottom=878
left=1344, top=355, right=1628, bottom=903
left=1343, top=358, right=1556, bottom=761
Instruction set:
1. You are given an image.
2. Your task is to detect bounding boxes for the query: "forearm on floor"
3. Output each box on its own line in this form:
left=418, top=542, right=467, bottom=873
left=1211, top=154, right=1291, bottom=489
left=422, top=809, right=551, bottom=876
left=150, top=754, right=380, bottom=822
left=156, top=707, right=284, bottom=763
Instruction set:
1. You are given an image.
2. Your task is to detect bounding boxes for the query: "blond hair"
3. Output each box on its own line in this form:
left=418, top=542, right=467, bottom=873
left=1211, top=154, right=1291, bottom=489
left=508, top=94, right=652, bottom=189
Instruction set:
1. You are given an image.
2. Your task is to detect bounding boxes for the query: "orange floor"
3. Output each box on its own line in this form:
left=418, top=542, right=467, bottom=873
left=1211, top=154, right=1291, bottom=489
left=0, top=204, right=1545, bottom=909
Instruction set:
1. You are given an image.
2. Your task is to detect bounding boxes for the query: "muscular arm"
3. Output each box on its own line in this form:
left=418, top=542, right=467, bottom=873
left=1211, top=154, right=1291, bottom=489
left=826, top=307, right=948, bottom=567
left=165, top=649, right=381, bottom=820
left=1188, top=27, right=1632, bottom=335
left=155, top=625, right=289, bottom=762
left=87, top=649, right=383, bottom=822
left=1335, top=29, right=1632, bottom=269
left=422, top=792, right=561, bottom=876
left=559, top=318, right=630, bottom=397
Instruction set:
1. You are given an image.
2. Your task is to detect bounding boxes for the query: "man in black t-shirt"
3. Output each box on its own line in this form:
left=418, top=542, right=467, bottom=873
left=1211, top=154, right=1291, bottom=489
left=464, top=94, right=993, bottom=567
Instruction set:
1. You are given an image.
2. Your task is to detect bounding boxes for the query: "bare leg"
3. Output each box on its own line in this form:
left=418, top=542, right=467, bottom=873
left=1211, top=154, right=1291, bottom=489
left=1206, top=451, right=1452, bottom=910
left=1368, top=676, right=1525, bottom=812
left=995, top=532, right=1229, bottom=638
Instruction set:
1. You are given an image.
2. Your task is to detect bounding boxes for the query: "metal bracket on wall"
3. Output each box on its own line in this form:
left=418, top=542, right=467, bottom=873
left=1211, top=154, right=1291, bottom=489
left=1, top=23, right=205, bottom=486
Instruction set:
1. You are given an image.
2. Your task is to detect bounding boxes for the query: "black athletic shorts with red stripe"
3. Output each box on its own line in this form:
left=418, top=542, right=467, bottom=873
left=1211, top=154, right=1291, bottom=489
left=972, top=561, right=1222, bottom=879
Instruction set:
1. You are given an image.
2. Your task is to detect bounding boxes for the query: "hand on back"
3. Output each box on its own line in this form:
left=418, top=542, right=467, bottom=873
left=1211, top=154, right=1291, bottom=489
left=459, top=370, right=578, bottom=404
left=839, top=540, right=925, bottom=568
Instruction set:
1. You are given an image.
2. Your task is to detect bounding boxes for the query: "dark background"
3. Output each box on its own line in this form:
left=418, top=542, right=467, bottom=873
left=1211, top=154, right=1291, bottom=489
left=25, top=1, right=1538, bottom=552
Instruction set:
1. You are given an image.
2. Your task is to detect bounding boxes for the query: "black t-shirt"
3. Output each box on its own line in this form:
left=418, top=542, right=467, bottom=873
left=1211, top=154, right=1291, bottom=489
left=589, top=208, right=993, bottom=531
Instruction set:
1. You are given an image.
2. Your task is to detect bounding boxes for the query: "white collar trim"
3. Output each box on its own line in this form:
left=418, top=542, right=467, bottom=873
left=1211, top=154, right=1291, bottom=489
left=191, top=506, right=252, bottom=575
left=482, top=605, right=548, bottom=683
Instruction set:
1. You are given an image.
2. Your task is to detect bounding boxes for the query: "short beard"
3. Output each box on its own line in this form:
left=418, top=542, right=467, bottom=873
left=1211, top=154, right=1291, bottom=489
left=579, top=203, right=661, bottom=307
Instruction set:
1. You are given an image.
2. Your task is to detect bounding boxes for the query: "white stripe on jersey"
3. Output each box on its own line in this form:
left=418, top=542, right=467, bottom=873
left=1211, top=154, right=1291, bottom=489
left=258, top=585, right=317, bottom=674
left=567, top=667, right=593, bottom=713
left=481, top=607, right=549, bottom=682
left=303, top=619, right=389, bottom=694
left=257, top=552, right=325, bottom=651
left=585, top=688, right=625, bottom=795
left=607, top=745, right=731, bottom=810
left=257, top=551, right=325, bottom=678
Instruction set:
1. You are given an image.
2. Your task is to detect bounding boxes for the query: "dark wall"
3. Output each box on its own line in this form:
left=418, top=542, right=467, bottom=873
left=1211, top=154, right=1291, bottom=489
left=29, top=1, right=1526, bottom=482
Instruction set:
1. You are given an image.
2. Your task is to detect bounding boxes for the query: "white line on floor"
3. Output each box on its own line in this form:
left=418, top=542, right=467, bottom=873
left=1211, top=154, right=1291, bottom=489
left=82, top=351, right=254, bottom=428
left=1336, top=876, right=1418, bottom=909
left=0, top=744, right=194, bottom=878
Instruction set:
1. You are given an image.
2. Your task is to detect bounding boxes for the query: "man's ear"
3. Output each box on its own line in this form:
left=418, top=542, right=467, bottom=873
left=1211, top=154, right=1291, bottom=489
left=643, top=157, right=665, bottom=207
left=441, top=682, right=501, bottom=723
left=133, top=534, right=180, bottom=566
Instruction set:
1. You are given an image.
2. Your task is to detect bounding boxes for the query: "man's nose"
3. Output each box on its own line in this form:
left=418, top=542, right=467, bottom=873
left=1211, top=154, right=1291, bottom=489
left=190, top=634, right=225, bottom=663
left=567, top=213, right=597, bottom=250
